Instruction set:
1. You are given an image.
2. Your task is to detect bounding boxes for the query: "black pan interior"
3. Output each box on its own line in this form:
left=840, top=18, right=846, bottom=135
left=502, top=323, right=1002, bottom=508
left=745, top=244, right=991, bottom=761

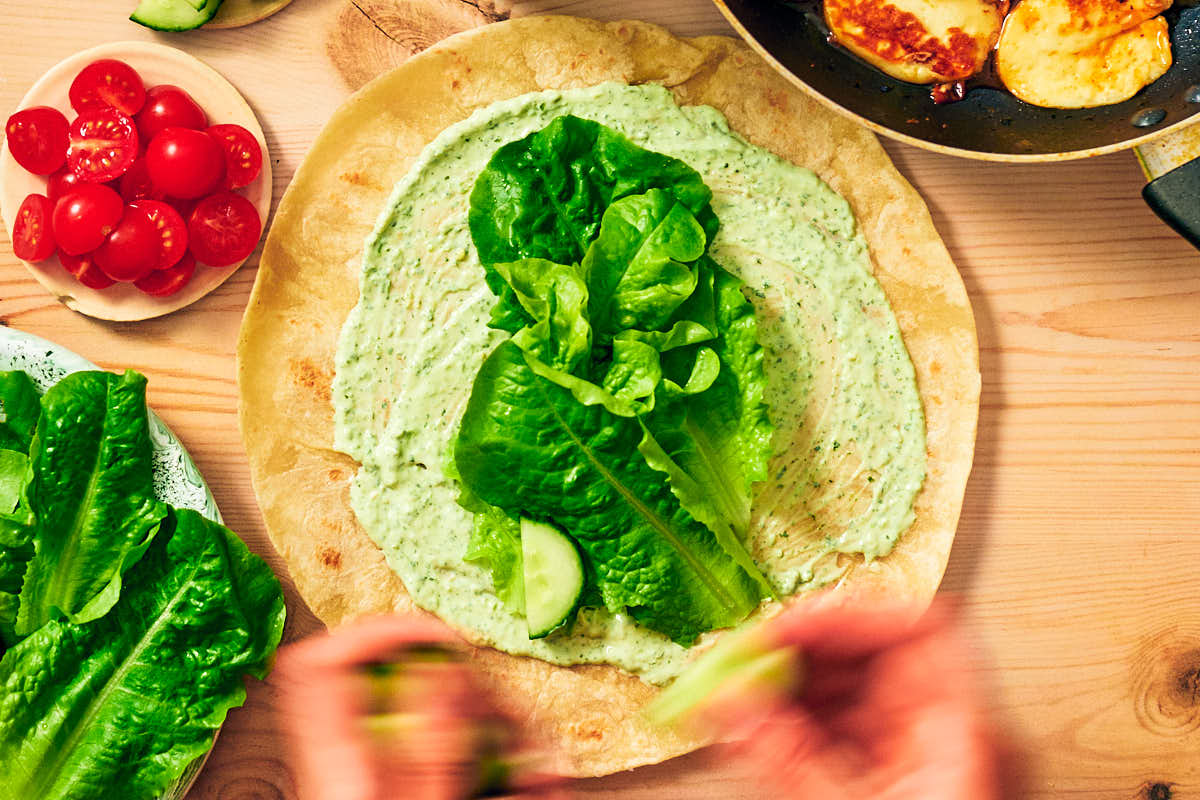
left=721, top=0, right=1200, bottom=156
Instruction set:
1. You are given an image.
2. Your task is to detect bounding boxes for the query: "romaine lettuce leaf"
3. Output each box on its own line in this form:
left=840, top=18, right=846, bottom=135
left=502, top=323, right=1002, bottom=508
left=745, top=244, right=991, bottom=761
left=464, top=503, right=525, bottom=614
left=582, top=189, right=706, bottom=343
left=469, top=115, right=719, bottom=332
left=455, top=341, right=763, bottom=645
left=459, top=117, right=778, bottom=643
left=15, top=370, right=168, bottom=636
left=0, top=508, right=284, bottom=800
left=0, top=450, right=31, bottom=647
left=494, top=257, right=592, bottom=373
left=0, top=449, right=26, bottom=513
left=0, top=518, right=31, bottom=650
left=0, top=371, right=40, bottom=454
left=643, top=261, right=774, bottom=537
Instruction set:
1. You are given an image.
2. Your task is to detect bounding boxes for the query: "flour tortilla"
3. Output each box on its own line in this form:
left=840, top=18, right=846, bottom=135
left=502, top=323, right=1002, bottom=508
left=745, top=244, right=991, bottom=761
left=237, top=16, right=979, bottom=777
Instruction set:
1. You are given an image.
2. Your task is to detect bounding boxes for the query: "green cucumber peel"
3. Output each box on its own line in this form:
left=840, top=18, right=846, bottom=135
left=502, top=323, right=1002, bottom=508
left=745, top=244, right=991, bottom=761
left=644, top=626, right=802, bottom=728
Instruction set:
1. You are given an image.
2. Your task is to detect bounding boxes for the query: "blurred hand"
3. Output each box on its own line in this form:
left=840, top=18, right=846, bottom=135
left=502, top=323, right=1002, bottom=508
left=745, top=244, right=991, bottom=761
left=703, top=600, right=1000, bottom=800
left=274, top=615, right=562, bottom=800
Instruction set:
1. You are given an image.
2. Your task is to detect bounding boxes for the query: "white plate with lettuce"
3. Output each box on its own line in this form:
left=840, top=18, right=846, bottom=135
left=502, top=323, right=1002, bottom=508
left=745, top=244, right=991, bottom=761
left=0, top=326, right=283, bottom=800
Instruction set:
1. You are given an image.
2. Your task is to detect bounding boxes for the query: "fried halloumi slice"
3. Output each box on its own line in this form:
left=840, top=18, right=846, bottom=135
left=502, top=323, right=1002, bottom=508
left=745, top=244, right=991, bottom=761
left=996, top=0, right=1174, bottom=108
left=824, top=0, right=1010, bottom=84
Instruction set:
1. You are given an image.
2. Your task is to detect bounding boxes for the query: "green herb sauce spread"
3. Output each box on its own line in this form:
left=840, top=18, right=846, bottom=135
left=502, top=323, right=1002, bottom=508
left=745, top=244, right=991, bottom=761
left=333, top=83, right=926, bottom=684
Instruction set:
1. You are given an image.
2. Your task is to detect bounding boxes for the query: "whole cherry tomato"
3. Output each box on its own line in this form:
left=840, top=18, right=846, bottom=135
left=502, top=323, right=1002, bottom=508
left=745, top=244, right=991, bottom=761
left=12, top=194, right=56, bottom=262
left=146, top=127, right=224, bottom=199
left=94, top=203, right=159, bottom=281
left=134, top=85, right=207, bottom=142
left=117, top=157, right=164, bottom=203
left=47, top=166, right=86, bottom=203
left=5, top=106, right=70, bottom=175
left=52, top=183, right=124, bottom=255
left=69, top=59, right=146, bottom=116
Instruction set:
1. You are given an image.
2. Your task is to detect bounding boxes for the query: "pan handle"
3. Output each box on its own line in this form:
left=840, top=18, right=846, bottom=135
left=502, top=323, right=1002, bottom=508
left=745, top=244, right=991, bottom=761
left=1136, top=126, right=1200, bottom=249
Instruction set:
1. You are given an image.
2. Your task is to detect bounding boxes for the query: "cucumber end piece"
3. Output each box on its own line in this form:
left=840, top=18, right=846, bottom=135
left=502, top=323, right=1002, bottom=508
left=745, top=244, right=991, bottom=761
left=130, top=0, right=222, bottom=31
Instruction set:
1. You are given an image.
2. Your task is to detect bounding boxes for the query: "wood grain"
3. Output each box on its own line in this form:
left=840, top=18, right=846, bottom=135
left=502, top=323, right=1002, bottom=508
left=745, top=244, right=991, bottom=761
left=1, top=1, right=1198, bottom=798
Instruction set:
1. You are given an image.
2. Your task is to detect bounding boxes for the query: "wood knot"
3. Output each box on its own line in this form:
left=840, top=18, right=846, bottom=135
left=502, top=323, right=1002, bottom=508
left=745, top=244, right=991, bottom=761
left=1140, top=781, right=1174, bottom=800
left=327, top=0, right=507, bottom=91
left=1130, top=628, right=1200, bottom=737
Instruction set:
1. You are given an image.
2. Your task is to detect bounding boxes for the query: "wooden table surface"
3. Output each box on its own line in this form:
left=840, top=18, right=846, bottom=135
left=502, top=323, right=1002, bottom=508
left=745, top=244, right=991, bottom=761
left=2, top=1, right=1198, bottom=798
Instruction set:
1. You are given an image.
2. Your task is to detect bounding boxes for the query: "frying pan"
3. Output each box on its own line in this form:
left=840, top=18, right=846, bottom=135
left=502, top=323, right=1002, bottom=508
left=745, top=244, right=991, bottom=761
left=712, top=0, right=1200, bottom=247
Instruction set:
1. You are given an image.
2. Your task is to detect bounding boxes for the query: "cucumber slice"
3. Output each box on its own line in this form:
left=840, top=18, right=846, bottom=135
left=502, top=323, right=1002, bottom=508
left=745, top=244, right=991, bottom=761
left=520, top=519, right=583, bottom=638
left=130, top=0, right=222, bottom=31
left=644, top=626, right=802, bottom=728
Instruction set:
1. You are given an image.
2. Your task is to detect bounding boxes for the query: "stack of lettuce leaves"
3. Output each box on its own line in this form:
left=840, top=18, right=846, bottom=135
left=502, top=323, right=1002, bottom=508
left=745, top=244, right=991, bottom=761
left=0, top=369, right=284, bottom=800
left=453, top=116, right=776, bottom=646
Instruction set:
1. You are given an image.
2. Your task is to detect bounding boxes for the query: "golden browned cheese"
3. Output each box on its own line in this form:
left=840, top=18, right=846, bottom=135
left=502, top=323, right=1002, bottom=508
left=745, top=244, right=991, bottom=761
left=996, top=0, right=1174, bottom=108
left=824, top=0, right=1010, bottom=84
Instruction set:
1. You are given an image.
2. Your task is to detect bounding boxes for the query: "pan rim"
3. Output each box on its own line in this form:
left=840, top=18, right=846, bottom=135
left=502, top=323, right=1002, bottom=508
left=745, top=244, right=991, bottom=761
left=711, top=0, right=1200, bottom=163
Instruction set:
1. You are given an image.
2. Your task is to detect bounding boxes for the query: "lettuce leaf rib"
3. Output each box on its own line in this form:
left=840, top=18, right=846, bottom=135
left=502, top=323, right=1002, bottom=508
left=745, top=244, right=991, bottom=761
left=15, top=371, right=167, bottom=636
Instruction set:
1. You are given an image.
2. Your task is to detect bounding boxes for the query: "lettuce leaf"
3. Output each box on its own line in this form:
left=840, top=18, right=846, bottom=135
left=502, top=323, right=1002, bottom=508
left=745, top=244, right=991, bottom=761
left=0, top=449, right=26, bottom=513
left=15, top=370, right=168, bottom=636
left=458, top=116, right=777, bottom=643
left=494, top=257, right=592, bottom=373
left=469, top=115, right=719, bottom=332
left=0, top=371, right=40, bottom=454
left=0, top=518, right=30, bottom=650
left=0, top=508, right=284, bottom=800
left=455, top=341, right=762, bottom=645
left=464, top=503, right=525, bottom=614
left=582, top=189, right=707, bottom=343
left=643, top=262, right=775, bottom=537
left=0, top=450, right=31, bottom=647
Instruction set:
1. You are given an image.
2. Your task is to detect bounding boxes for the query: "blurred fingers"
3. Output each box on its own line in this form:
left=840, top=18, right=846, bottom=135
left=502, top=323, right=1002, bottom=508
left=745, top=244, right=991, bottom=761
left=766, top=597, right=952, bottom=659
left=278, top=615, right=457, bottom=673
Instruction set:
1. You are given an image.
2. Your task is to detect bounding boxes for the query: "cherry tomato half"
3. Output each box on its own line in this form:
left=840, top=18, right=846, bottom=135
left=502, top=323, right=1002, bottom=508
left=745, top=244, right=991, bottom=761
left=5, top=106, right=69, bottom=175
left=135, top=85, right=207, bottom=142
left=52, top=183, right=124, bottom=255
left=187, top=191, right=261, bottom=267
left=94, top=203, right=158, bottom=282
left=59, top=250, right=115, bottom=290
left=118, top=157, right=164, bottom=203
left=206, top=124, right=262, bottom=190
left=128, top=199, right=187, bottom=269
left=68, top=107, right=139, bottom=184
left=135, top=251, right=196, bottom=297
left=12, top=194, right=56, bottom=262
left=69, top=59, right=146, bottom=117
left=146, top=127, right=224, bottom=199
left=47, top=166, right=85, bottom=203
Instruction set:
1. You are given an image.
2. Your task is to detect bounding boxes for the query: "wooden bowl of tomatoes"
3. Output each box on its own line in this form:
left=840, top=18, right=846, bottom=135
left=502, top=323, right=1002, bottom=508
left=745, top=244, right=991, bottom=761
left=1, top=41, right=271, bottom=320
